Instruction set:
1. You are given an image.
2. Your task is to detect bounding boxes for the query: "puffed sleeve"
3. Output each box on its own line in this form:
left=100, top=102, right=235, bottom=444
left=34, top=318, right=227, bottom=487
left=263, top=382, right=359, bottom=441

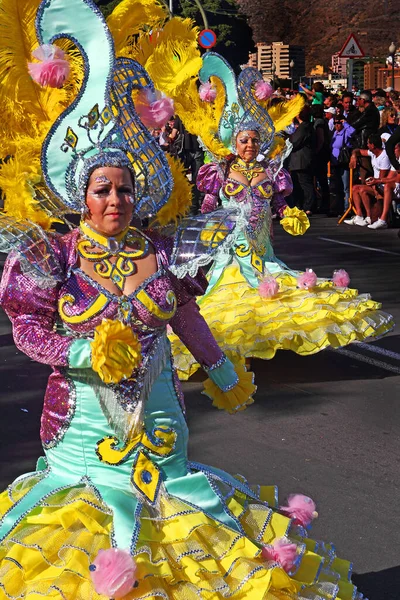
left=0, top=244, right=91, bottom=368
left=271, top=168, right=293, bottom=217
left=197, top=162, right=224, bottom=214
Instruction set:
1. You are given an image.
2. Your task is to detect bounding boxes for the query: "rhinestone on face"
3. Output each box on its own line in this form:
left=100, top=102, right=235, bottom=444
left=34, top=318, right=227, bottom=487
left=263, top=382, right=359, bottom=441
left=141, top=470, right=152, bottom=484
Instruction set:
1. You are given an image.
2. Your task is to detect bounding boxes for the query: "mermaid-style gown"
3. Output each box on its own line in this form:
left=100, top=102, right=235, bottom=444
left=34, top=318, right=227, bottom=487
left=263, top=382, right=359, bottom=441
left=0, top=228, right=365, bottom=599
left=170, top=162, right=393, bottom=379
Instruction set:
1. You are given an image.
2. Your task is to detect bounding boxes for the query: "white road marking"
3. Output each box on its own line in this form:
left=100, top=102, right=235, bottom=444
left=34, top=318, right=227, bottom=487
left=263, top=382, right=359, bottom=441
left=331, top=346, right=400, bottom=375
left=318, top=237, right=400, bottom=256
left=356, top=342, right=400, bottom=362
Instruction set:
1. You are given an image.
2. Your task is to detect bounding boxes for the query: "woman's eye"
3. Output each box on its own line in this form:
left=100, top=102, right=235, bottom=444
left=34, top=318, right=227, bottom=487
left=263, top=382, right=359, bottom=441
left=93, top=188, right=109, bottom=196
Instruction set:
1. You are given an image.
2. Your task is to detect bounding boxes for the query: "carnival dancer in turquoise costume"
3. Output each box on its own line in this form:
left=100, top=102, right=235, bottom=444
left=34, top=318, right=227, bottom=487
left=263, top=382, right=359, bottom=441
left=169, top=53, right=393, bottom=380
left=0, top=1, right=369, bottom=598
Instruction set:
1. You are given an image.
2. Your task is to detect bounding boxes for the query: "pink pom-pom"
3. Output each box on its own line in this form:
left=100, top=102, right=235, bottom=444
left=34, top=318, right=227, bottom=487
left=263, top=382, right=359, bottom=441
left=90, top=548, right=137, bottom=598
left=136, top=89, right=175, bottom=128
left=254, top=80, right=273, bottom=101
left=332, top=269, right=350, bottom=288
left=280, top=494, right=318, bottom=528
left=199, top=82, right=217, bottom=103
left=28, top=44, right=70, bottom=88
left=259, top=275, right=279, bottom=298
left=297, top=269, right=317, bottom=290
left=261, top=537, right=297, bottom=572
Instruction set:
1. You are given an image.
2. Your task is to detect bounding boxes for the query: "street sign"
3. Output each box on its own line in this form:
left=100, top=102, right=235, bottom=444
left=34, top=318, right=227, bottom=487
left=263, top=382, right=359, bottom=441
left=338, top=33, right=365, bottom=59
left=198, top=29, right=217, bottom=49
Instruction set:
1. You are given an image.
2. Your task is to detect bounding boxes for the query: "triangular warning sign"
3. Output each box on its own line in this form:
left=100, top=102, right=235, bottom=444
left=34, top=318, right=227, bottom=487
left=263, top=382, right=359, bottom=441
left=338, top=33, right=365, bottom=58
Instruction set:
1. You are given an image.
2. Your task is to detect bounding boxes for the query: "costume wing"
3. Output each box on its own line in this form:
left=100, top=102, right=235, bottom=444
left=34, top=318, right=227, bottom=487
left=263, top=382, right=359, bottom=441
left=0, top=215, right=63, bottom=285
left=168, top=207, right=243, bottom=279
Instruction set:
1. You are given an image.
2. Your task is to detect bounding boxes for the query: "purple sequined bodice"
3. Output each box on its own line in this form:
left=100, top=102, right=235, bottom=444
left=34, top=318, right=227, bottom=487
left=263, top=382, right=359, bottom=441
left=0, top=228, right=224, bottom=448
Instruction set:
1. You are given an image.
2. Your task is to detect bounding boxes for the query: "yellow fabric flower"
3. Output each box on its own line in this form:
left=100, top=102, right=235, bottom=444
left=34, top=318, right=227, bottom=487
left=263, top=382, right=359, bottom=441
left=203, top=363, right=257, bottom=414
left=280, top=206, right=310, bottom=236
left=91, top=319, right=142, bottom=384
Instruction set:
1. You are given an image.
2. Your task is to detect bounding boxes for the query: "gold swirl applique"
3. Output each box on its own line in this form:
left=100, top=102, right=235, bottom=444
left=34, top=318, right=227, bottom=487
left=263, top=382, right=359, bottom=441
left=96, top=425, right=177, bottom=505
left=257, top=183, right=273, bottom=198
left=224, top=181, right=244, bottom=196
left=136, top=289, right=177, bottom=321
left=59, top=292, right=110, bottom=324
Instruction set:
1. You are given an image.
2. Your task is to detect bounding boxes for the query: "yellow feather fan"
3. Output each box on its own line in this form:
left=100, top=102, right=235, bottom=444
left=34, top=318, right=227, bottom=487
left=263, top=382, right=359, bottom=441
left=153, top=154, right=192, bottom=226
left=107, top=0, right=166, bottom=55
left=268, top=93, right=305, bottom=133
left=0, top=0, right=85, bottom=228
left=0, top=139, right=52, bottom=229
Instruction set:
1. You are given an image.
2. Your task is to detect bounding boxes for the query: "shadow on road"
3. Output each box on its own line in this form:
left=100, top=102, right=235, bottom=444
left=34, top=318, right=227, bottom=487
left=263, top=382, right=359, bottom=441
left=353, top=565, right=400, bottom=600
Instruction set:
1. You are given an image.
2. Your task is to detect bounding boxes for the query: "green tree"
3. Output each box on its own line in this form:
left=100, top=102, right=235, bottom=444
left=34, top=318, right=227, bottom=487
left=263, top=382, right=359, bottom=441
left=93, top=0, right=121, bottom=18
left=94, top=0, right=254, bottom=70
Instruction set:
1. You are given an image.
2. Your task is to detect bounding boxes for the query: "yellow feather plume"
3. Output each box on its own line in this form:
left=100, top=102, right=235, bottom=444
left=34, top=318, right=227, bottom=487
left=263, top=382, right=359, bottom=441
left=211, top=75, right=226, bottom=124
left=0, top=0, right=71, bottom=136
left=173, top=80, right=230, bottom=160
left=0, top=0, right=85, bottom=227
left=154, top=154, right=192, bottom=226
left=0, top=140, right=52, bottom=229
left=108, top=0, right=167, bottom=55
left=268, top=94, right=305, bottom=133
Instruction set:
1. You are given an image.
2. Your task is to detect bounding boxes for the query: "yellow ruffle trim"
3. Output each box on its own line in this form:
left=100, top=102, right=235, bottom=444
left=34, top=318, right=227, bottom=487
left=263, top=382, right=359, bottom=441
left=0, top=475, right=360, bottom=600
left=169, top=264, right=393, bottom=380
left=91, top=318, right=142, bottom=384
left=280, top=207, right=310, bottom=236
left=203, top=362, right=257, bottom=414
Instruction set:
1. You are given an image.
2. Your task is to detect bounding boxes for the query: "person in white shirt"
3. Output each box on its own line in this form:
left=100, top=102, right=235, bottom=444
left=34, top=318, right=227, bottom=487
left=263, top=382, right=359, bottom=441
left=344, top=133, right=391, bottom=228
left=365, top=142, right=400, bottom=228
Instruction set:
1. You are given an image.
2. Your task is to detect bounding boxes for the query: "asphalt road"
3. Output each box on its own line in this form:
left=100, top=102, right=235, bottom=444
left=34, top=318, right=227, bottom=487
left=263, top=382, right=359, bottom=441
left=1, top=216, right=399, bottom=599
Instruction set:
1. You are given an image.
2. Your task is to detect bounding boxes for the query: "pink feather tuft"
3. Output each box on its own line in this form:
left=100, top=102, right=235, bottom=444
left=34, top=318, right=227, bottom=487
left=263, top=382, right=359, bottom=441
left=136, top=89, right=175, bottom=129
left=90, top=548, right=137, bottom=598
left=259, top=275, right=279, bottom=298
left=280, top=494, right=318, bottom=528
left=261, top=537, right=298, bottom=572
left=332, top=269, right=350, bottom=288
left=297, top=269, right=317, bottom=290
left=28, top=44, right=70, bottom=88
left=199, top=82, right=217, bottom=103
left=254, top=80, right=273, bottom=100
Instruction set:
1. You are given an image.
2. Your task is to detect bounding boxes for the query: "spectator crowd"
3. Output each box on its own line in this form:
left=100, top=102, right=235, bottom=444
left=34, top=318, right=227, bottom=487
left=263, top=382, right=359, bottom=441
left=151, top=82, right=400, bottom=231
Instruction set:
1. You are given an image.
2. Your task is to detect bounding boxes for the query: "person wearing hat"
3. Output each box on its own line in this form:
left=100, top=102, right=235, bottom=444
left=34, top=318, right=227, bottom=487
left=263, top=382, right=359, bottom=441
left=324, top=106, right=336, bottom=131
left=351, top=90, right=381, bottom=182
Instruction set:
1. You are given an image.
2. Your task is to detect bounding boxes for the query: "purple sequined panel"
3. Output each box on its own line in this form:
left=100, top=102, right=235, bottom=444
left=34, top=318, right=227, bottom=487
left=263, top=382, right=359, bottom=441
left=41, top=371, right=75, bottom=449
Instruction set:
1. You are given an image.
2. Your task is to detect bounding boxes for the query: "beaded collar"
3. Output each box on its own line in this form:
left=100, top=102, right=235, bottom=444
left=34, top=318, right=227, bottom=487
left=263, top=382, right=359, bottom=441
left=230, top=158, right=265, bottom=182
left=77, top=221, right=150, bottom=292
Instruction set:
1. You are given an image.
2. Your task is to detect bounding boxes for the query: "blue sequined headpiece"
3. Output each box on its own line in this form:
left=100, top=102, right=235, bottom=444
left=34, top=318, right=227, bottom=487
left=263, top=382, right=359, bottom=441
left=37, top=0, right=172, bottom=218
left=199, top=53, right=275, bottom=155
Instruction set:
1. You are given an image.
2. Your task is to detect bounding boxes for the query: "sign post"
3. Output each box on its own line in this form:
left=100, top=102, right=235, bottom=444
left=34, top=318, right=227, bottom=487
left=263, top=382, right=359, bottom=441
left=338, top=33, right=365, bottom=91
left=198, top=29, right=217, bottom=50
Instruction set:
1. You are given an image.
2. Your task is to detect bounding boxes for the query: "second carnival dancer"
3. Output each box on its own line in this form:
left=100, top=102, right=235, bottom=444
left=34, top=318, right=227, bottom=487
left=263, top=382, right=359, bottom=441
left=0, top=0, right=368, bottom=598
left=169, top=54, right=394, bottom=379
